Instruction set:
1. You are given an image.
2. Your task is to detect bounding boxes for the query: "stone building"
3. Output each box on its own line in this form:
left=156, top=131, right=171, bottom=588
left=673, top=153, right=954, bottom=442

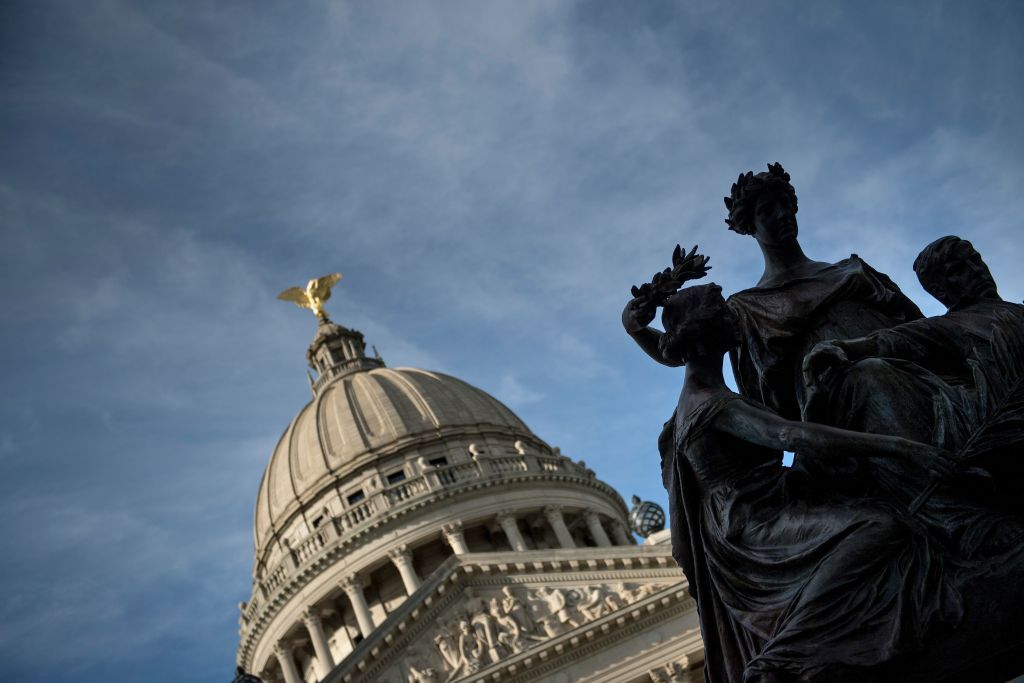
left=236, top=317, right=705, bottom=682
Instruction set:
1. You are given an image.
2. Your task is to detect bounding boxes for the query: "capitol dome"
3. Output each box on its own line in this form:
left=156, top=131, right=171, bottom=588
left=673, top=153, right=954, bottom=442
left=237, top=314, right=648, bottom=682
left=254, top=363, right=542, bottom=562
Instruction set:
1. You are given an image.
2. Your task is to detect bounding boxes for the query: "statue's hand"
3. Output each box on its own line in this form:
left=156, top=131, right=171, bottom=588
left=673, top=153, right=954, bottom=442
left=902, top=440, right=958, bottom=480
left=622, top=297, right=657, bottom=334
left=803, top=341, right=851, bottom=390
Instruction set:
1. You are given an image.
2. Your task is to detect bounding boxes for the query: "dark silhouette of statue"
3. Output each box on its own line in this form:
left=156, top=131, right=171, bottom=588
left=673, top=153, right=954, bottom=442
left=803, top=236, right=1024, bottom=519
left=624, top=164, right=924, bottom=488
left=721, top=163, right=923, bottom=425
left=623, top=166, right=1024, bottom=681
left=804, top=236, right=1021, bottom=403
left=627, top=258, right=960, bottom=682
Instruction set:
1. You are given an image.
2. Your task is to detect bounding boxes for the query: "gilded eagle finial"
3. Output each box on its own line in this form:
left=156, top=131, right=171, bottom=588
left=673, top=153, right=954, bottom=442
left=277, top=272, right=342, bottom=320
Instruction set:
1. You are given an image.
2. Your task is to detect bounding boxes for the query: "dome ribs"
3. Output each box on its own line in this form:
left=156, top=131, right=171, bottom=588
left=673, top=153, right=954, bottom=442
left=380, top=369, right=441, bottom=429
left=343, top=377, right=374, bottom=447
left=252, top=367, right=549, bottom=569
left=351, top=372, right=393, bottom=448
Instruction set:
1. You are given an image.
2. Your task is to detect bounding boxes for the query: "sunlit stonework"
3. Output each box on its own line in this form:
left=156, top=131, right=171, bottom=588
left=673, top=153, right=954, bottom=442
left=236, top=294, right=704, bottom=682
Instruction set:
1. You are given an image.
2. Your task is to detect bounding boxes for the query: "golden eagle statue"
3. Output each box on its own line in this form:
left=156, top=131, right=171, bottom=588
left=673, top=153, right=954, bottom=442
left=277, top=273, right=342, bottom=320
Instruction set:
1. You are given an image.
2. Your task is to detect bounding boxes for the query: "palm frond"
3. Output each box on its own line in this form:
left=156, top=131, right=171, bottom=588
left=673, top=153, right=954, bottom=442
left=911, top=310, right=1024, bottom=513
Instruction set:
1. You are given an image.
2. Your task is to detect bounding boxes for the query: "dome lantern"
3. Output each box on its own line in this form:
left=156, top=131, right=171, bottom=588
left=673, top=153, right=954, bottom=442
left=305, top=317, right=384, bottom=393
left=275, top=272, right=384, bottom=393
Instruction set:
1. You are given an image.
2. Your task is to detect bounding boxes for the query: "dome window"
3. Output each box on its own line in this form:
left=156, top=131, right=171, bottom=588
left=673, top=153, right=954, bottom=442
left=428, top=456, right=448, bottom=468
left=346, top=490, right=365, bottom=505
left=385, top=469, right=406, bottom=485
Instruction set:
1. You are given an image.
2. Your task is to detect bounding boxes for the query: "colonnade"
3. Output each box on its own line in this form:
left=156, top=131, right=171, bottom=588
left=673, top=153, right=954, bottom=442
left=265, top=506, right=627, bottom=682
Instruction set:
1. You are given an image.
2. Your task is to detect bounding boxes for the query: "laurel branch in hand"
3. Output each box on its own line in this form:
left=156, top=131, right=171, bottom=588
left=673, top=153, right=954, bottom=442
left=629, top=245, right=712, bottom=312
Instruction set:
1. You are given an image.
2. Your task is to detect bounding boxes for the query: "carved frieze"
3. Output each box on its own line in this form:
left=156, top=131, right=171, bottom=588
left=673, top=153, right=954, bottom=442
left=391, top=582, right=672, bottom=682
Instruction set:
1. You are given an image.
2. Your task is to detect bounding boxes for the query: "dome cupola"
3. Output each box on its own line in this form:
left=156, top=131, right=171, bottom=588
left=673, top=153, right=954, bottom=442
left=275, top=271, right=385, bottom=391
left=305, top=317, right=384, bottom=393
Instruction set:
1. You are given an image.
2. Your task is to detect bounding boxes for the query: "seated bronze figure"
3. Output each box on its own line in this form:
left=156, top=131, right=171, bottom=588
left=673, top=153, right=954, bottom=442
left=623, top=164, right=1024, bottom=682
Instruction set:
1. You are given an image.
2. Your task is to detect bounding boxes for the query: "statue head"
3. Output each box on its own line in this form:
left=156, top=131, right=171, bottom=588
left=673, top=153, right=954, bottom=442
left=913, top=236, right=999, bottom=309
left=659, top=283, right=739, bottom=363
left=724, top=162, right=799, bottom=244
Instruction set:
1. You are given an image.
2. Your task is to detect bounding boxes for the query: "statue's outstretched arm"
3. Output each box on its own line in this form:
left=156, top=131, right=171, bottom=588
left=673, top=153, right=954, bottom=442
left=711, top=398, right=955, bottom=479
left=623, top=244, right=709, bottom=369
left=621, top=299, right=683, bottom=368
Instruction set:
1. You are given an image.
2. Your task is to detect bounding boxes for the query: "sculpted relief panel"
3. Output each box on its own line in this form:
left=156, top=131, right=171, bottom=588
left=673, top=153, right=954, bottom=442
left=394, top=582, right=670, bottom=683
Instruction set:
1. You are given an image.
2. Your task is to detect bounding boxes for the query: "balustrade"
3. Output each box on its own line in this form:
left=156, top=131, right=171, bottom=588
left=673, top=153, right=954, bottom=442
left=489, top=455, right=530, bottom=474
left=340, top=498, right=376, bottom=529
left=436, top=460, right=479, bottom=486
left=535, top=455, right=564, bottom=472
left=384, top=475, right=429, bottom=504
left=293, top=528, right=329, bottom=565
left=310, top=357, right=384, bottom=393
left=251, top=447, right=614, bottom=613
left=244, top=597, right=261, bottom=624
left=264, top=564, right=288, bottom=593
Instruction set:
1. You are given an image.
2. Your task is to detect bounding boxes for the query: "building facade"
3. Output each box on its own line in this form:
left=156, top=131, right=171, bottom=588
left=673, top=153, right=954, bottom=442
left=236, top=317, right=704, bottom=682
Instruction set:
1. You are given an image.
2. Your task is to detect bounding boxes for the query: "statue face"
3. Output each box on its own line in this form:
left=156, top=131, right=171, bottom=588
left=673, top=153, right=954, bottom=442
left=752, top=191, right=798, bottom=246
left=922, top=241, right=998, bottom=308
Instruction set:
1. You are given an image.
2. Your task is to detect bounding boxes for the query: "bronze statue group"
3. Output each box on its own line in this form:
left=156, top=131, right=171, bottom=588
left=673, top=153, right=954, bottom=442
left=623, top=164, right=1024, bottom=683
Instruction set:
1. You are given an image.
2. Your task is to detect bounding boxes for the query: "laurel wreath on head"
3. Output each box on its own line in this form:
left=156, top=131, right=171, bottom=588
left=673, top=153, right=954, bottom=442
left=724, top=162, right=797, bottom=235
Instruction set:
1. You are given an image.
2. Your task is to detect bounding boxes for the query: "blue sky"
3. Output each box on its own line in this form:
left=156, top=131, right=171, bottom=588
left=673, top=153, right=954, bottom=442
left=2, top=1, right=1023, bottom=681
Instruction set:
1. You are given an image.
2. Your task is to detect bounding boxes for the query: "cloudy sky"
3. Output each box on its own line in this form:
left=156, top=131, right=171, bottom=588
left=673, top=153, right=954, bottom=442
left=2, top=1, right=1023, bottom=681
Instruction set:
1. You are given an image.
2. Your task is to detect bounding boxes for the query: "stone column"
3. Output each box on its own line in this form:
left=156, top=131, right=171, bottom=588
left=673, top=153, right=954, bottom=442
left=611, top=520, right=633, bottom=546
left=496, top=511, right=527, bottom=552
left=340, top=575, right=376, bottom=637
left=544, top=505, right=576, bottom=549
left=388, top=544, right=421, bottom=594
left=301, top=607, right=335, bottom=677
left=442, top=521, right=468, bottom=555
left=273, top=642, right=302, bottom=683
left=583, top=510, right=612, bottom=547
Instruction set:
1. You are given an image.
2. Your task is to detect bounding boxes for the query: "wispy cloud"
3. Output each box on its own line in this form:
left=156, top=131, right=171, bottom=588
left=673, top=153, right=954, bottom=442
left=497, top=373, right=544, bottom=408
left=2, top=1, right=1023, bottom=681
